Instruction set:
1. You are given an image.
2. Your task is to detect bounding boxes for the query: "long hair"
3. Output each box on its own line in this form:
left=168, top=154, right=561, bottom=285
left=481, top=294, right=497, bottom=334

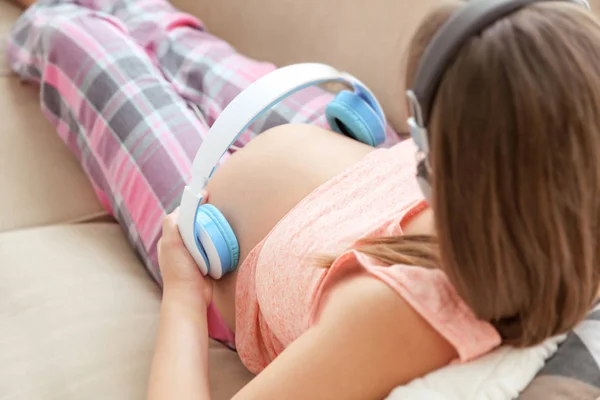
left=321, top=1, right=600, bottom=347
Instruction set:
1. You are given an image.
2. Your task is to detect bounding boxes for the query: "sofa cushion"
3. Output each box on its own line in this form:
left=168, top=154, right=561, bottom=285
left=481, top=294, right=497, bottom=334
left=0, top=0, right=109, bottom=233
left=0, top=223, right=253, bottom=399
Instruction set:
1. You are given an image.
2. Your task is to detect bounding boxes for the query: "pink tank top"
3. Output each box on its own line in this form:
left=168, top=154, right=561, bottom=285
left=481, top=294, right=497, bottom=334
left=234, top=140, right=501, bottom=374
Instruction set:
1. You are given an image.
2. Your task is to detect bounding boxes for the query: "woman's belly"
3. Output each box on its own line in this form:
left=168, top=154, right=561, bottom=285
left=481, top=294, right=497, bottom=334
left=205, top=124, right=374, bottom=330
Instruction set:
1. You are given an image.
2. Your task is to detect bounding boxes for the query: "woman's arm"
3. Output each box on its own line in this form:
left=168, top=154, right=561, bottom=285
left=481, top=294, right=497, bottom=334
left=147, top=288, right=211, bottom=400
left=232, top=274, right=457, bottom=400
left=147, top=206, right=214, bottom=400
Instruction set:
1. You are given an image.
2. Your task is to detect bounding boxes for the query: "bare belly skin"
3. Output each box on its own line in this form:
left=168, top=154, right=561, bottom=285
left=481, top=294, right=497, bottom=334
left=204, top=124, right=433, bottom=331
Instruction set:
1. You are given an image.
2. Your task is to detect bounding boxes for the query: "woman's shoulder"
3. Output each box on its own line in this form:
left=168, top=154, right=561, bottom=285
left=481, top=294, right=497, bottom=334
left=310, top=250, right=503, bottom=363
left=311, top=272, right=459, bottom=387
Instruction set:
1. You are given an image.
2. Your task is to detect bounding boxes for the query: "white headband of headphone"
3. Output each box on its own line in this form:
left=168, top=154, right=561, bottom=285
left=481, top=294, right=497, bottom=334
left=178, top=63, right=383, bottom=272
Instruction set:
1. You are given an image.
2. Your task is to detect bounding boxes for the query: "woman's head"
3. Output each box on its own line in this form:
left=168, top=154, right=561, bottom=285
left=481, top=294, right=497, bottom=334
left=406, top=1, right=600, bottom=346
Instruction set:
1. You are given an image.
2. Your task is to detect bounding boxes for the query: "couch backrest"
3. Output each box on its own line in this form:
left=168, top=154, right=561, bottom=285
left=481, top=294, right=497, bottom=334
left=171, top=0, right=454, bottom=132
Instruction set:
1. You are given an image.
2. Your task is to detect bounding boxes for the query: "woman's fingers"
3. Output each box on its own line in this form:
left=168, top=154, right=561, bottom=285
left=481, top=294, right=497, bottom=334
left=200, top=190, right=209, bottom=205
left=159, top=189, right=209, bottom=262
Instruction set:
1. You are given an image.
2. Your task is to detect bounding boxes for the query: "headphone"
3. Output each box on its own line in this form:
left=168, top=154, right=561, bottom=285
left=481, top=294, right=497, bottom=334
left=406, top=0, right=591, bottom=204
left=178, top=63, right=387, bottom=279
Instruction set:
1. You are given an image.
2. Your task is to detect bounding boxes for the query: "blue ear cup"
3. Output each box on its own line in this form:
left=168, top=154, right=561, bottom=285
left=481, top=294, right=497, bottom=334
left=325, top=90, right=386, bottom=147
left=194, top=204, right=240, bottom=275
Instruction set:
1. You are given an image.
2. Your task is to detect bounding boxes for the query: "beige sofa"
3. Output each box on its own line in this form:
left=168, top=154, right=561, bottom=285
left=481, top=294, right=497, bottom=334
left=2, top=0, right=599, bottom=399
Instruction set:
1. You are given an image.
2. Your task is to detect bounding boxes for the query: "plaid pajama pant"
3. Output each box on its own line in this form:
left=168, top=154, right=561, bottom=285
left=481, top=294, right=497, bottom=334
left=7, top=0, right=402, bottom=286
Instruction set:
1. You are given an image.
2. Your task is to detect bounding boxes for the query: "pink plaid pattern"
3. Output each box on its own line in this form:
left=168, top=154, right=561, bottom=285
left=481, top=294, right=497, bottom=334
left=8, top=0, right=401, bottom=285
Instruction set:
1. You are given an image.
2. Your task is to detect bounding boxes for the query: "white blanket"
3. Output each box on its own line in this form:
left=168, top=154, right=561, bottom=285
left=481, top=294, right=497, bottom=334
left=387, top=335, right=565, bottom=400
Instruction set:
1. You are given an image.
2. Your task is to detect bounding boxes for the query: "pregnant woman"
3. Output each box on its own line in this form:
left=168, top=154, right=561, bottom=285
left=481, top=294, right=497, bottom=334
left=8, top=0, right=600, bottom=398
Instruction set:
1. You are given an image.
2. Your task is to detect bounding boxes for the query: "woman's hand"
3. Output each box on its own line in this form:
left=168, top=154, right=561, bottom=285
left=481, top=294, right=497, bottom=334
left=158, top=191, right=213, bottom=306
left=149, top=191, right=214, bottom=400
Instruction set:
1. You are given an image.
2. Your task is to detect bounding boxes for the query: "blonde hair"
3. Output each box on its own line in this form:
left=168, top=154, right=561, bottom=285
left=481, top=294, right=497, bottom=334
left=322, top=1, right=600, bottom=347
